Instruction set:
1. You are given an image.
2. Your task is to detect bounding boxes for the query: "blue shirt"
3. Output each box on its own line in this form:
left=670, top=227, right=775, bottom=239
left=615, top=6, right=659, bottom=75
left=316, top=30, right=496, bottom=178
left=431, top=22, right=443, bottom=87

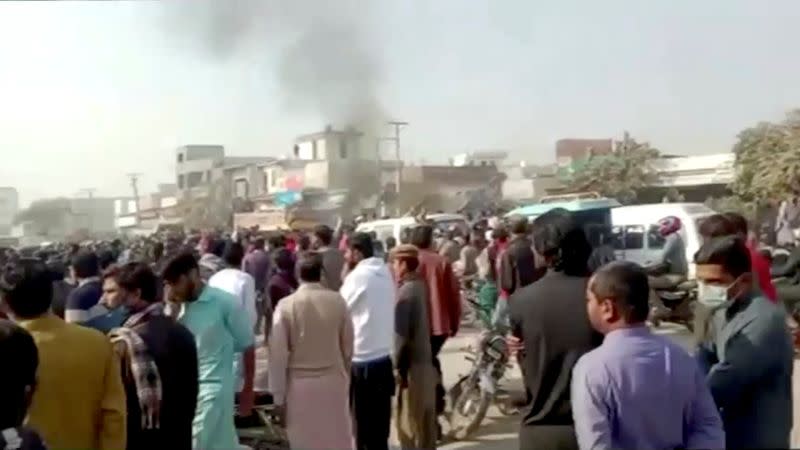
left=571, top=326, right=724, bottom=450
left=175, top=286, right=255, bottom=450
left=64, top=278, right=124, bottom=333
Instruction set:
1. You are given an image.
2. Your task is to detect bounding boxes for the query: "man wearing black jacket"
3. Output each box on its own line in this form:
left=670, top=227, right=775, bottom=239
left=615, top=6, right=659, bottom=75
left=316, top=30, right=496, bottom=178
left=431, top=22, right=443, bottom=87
left=494, top=216, right=544, bottom=332
left=499, top=216, right=542, bottom=295
left=509, top=208, right=603, bottom=450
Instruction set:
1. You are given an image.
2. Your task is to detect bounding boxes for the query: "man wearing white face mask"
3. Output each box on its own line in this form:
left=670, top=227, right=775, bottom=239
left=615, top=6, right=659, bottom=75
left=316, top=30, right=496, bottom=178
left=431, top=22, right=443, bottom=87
left=694, top=236, right=793, bottom=449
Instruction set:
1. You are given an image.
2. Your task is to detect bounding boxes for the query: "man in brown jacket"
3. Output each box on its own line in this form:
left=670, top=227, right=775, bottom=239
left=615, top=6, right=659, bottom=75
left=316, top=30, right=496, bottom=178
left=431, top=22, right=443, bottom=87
left=390, top=245, right=437, bottom=450
left=410, top=225, right=460, bottom=425
left=312, top=224, right=346, bottom=291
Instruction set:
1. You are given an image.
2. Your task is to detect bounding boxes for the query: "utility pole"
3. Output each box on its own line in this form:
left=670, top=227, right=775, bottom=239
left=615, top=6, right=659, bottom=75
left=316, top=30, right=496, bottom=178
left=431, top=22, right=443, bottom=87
left=127, top=173, right=142, bottom=225
left=78, top=188, right=96, bottom=232
left=387, top=120, right=409, bottom=162
left=385, top=121, right=409, bottom=203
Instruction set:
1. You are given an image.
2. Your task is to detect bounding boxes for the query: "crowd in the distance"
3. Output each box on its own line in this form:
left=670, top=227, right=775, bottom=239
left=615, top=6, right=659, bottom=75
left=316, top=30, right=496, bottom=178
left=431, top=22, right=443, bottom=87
left=0, top=208, right=794, bottom=450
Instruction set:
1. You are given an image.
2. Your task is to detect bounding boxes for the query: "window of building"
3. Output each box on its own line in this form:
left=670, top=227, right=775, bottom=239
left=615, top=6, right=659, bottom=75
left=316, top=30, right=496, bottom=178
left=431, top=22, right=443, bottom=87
left=234, top=179, right=249, bottom=198
left=178, top=174, right=185, bottom=189
left=293, top=144, right=300, bottom=158
left=187, top=172, right=203, bottom=188
left=339, top=140, right=348, bottom=159
left=177, top=153, right=184, bottom=163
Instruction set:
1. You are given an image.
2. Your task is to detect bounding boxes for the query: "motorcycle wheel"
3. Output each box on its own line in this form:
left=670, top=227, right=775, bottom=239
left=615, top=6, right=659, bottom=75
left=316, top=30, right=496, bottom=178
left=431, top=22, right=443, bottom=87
left=447, top=376, right=492, bottom=440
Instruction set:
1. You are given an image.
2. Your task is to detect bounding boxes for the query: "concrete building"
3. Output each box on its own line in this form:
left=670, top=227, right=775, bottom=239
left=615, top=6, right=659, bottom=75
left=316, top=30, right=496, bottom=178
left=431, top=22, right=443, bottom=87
left=450, top=150, right=509, bottom=167
left=501, top=163, right=561, bottom=203
left=0, top=187, right=19, bottom=235
left=174, top=144, right=274, bottom=199
left=115, top=184, right=181, bottom=234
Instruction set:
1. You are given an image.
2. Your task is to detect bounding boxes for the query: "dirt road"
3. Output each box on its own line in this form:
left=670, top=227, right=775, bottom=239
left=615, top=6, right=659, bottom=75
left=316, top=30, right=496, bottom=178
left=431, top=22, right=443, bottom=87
left=255, top=322, right=800, bottom=449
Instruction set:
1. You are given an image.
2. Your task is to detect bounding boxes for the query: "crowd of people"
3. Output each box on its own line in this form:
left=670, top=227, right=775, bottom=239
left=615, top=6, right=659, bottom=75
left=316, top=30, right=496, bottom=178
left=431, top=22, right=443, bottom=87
left=0, top=208, right=794, bottom=450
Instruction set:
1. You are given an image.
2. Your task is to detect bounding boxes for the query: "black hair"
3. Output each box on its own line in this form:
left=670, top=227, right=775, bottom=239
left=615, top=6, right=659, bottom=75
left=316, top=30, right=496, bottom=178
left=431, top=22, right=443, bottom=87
left=723, top=212, right=748, bottom=236
left=297, top=252, right=323, bottom=283
left=410, top=225, right=434, bottom=250
left=399, top=227, right=413, bottom=245
left=0, top=258, right=54, bottom=319
left=253, top=237, right=266, bottom=250
left=0, top=320, right=38, bottom=428
left=349, top=232, right=375, bottom=259
left=273, top=248, right=295, bottom=272
left=71, top=250, right=99, bottom=279
left=161, top=252, right=199, bottom=283
left=298, top=234, right=311, bottom=251
left=385, top=236, right=397, bottom=251
left=114, top=262, right=159, bottom=303
left=98, top=250, right=115, bottom=271
left=698, top=214, right=736, bottom=239
left=590, top=261, right=650, bottom=323
left=313, top=225, right=334, bottom=246
left=211, top=239, right=227, bottom=257
left=268, top=234, right=286, bottom=249
left=694, top=236, right=752, bottom=278
left=532, top=208, right=591, bottom=276
left=222, top=241, right=245, bottom=268
left=151, top=241, right=165, bottom=260
left=509, top=216, right=529, bottom=235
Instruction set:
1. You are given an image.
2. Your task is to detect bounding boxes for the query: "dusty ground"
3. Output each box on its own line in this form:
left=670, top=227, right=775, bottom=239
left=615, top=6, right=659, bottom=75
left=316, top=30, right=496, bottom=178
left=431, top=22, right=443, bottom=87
left=254, top=321, right=800, bottom=449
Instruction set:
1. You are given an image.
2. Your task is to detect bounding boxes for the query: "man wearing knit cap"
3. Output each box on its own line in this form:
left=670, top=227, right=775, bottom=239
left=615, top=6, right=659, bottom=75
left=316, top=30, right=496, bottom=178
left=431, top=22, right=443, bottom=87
left=389, top=244, right=437, bottom=449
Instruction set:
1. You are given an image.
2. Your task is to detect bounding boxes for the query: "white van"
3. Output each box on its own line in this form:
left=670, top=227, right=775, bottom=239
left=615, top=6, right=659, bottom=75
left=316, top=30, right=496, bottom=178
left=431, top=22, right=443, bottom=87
left=610, top=203, right=717, bottom=278
left=356, top=213, right=468, bottom=244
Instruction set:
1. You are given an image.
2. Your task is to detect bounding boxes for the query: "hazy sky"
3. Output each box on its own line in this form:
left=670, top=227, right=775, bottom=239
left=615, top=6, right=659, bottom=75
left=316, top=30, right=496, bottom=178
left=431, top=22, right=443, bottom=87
left=2, top=0, right=800, bottom=205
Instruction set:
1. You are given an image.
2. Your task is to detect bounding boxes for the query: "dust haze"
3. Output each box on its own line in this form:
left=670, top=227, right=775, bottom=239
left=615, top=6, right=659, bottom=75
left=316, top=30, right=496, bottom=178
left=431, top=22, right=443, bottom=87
left=160, top=0, right=388, bottom=149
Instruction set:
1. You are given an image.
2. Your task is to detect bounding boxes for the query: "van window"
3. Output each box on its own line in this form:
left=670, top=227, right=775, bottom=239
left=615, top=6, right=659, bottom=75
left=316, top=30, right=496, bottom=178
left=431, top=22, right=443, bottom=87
left=624, top=225, right=645, bottom=249
left=612, top=225, right=645, bottom=250
left=647, top=225, right=666, bottom=249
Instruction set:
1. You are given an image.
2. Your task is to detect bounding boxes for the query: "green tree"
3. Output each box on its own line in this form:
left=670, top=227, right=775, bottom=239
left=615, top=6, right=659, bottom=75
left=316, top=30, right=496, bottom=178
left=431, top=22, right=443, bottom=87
left=561, top=132, right=660, bottom=204
left=732, top=109, right=800, bottom=203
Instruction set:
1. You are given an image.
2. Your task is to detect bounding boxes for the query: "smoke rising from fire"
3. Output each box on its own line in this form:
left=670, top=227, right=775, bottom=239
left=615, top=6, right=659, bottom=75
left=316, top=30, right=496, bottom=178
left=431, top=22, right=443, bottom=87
left=159, top=0, right=388, bottom=148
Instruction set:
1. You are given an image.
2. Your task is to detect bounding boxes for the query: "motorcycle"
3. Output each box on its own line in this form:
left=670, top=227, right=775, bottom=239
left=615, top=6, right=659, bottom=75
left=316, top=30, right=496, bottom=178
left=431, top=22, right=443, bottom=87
left=650, top=279, right=697, bottom=332
left=446, top=316, right=517, bottom=440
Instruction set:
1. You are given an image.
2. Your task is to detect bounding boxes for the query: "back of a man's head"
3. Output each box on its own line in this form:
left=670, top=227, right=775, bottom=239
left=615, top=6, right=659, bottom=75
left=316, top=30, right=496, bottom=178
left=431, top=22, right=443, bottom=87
left=222, top=241, right=245, bottom=268
left=349, top=232, right=375, bottom=259
left=71, top=250, right=99, bottom=280
left=590, top=261, right=650, bottom=325
left=509, top=216, right=529, bottom=235
left=532, top=208, right=591, bottom=276
left=1, top=259, right=54, bottom=319
left=313, top=225, right=334, bottom=247
left=297, top=252, right=324, bottom=283
left=410, top=225, right=434, bottom=250
left=0, top=319, right=38, bottom=423
left=699, top=214, right=737, bottom=240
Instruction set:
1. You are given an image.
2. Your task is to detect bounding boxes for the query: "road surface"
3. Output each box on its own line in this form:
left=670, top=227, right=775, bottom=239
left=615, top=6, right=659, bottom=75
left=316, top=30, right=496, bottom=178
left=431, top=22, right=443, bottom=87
left=254, top=321, right=800, bottom=449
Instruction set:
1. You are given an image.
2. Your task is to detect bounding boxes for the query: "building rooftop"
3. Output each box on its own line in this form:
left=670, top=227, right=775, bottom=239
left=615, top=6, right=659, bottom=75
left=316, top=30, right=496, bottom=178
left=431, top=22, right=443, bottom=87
left=295, top=126, right=363, bottom=142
